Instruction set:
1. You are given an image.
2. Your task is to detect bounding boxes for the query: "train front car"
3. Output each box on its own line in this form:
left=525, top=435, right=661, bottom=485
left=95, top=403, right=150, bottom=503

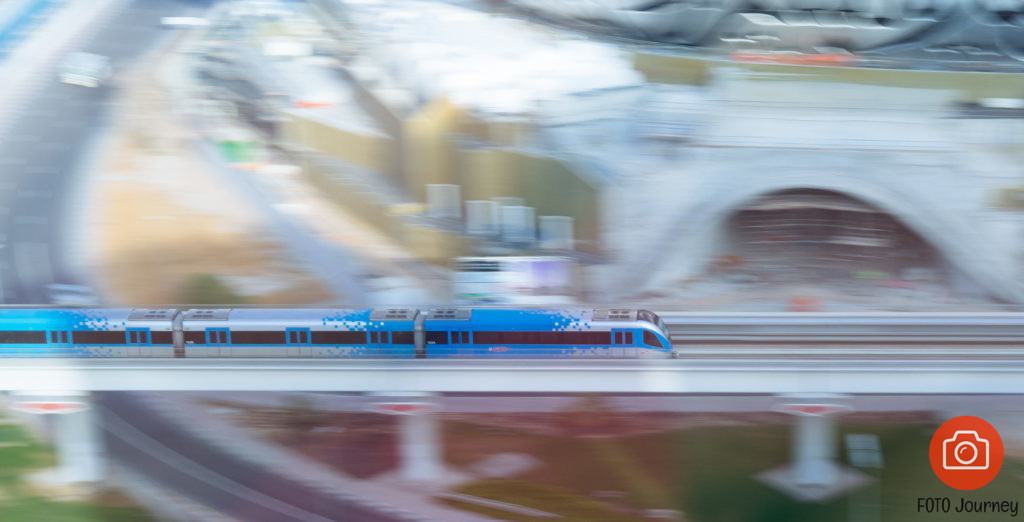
left=0, top=308, right=177, bottom=357
left=180, top=308, right=419, bottom=358
left=635, top=309, right=674, bottom=358
left=422, top=308, right=675, bottom=359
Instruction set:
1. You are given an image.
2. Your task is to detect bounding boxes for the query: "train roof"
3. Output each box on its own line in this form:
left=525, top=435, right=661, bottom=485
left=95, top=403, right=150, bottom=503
left=424, top=309, right=597, bottom=329
left=181, top=308, right=422, bottom=326
left=0, top=308, right=177, bottom=329
left=183, top=308, right=375, bottom=320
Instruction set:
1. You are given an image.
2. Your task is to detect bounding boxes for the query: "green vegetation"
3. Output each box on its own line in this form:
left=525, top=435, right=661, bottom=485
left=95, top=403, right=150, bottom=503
left=445, top=420, right=1024, bottom=522
left=0, top=417, right=153, bottom=521
left=180, top=273, right=246, bottom=305
left=282, top=395, right=330, bottom=432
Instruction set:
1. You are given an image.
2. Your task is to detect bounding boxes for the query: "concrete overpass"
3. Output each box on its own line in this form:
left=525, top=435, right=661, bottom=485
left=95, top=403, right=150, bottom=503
left=1, top=357, right=1023, bottom=394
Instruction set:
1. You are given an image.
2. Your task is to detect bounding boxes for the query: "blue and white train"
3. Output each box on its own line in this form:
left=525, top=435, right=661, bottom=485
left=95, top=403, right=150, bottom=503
left=0, top=308, right=675, bottom=358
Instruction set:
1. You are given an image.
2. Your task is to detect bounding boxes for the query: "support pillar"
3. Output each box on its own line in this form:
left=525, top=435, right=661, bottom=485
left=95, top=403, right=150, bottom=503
left=790, top=409, right=839, bottom=487
left=367, top=398, right=442, bottom=482
left=10, top=392, right=104, bottom=484
left=397, top=408, right=442, bottom=481
left=54, top=403, right=104, bottom=483
left=756, top=397, right=870, bottom=502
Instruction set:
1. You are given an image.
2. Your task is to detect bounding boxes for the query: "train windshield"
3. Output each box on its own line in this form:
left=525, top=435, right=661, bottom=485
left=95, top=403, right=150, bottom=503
left=637, top=309, right=667, bottom=335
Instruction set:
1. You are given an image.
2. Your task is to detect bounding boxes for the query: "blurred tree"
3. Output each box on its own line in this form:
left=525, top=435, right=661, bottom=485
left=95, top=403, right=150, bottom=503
left=282, top=394, right=329, bottom=434
left=180, top=273, right=246, bottom=304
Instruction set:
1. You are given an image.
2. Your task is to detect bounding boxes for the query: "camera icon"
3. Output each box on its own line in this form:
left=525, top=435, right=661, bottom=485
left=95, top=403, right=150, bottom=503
left=943, top=430, right=990, bottom=470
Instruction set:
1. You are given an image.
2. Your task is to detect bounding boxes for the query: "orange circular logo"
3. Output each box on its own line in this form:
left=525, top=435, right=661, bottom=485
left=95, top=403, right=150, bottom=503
left=929, top=416, right=1003, bottom=490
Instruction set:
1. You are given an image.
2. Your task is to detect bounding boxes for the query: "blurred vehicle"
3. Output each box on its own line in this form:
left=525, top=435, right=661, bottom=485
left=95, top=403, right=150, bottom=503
left=0, top=307, right=675, bottom=358
left=57, top=52, right=111, bottom=88
left=160, top=16, right=210, bottom=28
left=453, top=256, right=578, bottom=305
left=45, top=284, right=100, bottom=306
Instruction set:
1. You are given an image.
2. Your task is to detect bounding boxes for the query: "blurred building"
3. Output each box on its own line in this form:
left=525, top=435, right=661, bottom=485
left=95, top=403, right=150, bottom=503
left=197, top=0, right=1024, bottom=306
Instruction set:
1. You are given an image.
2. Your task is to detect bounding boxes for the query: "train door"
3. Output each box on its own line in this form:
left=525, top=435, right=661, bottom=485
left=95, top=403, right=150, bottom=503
left=611, top=329, right=633, bottom=358
left=450, top=329, right=472, bottom=357
left=286, top=328, right=311, bottom=357
left=49, top=330, right=70, bottom=355
left=128, top=328, right=151, bottom=357
left=369, top=330, right=390, bottom=357
left=206, top=328, right=230, bottom=356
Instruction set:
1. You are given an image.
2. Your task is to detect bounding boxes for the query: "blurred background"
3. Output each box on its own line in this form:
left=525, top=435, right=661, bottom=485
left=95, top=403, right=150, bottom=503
left=2, top=0, right=1024, bottom=520
left=3, top=0, right=1023, bottom=312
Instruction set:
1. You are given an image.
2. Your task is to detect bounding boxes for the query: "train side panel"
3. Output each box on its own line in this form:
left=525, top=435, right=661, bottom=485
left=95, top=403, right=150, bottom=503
left=181, top=308, right=418, bottom=358
left=0, top=308, right=176, bottom=357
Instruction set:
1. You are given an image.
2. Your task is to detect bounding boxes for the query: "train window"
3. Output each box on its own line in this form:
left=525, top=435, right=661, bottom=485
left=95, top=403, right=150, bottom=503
left=151, top=331, right=173, bottom=345
left=474, top=332, right=513, bottom=344
left=624, top=332, right=633, bottom=344
left=425, top=331, right=448, bottom=344
left=286, top=329, right=311, bottom=345
left=71, top=330, right=127, bottom=345
left=461, top=331, right=470, bottom=344
left=49, top=331, right=70, bottom=344
left=536, top=332, right=562, bottom=344
left=473, top=331, right=611, bottom=345
left=231, top=331, right=287, bottom=345
left=391, top=331, right=414, bottom=344
left=452, top=332, right=460, bottom=344
left=127, top=329, right=150, bottom=345
left=643, top=330, right=663, bottom=348
left=638, top=309, right=668, bottom=334
left=614, top=332, right=622, bottom=344
left=311, top=331, right=366, bottom=345
left=0, top=330, right=47, bottom=344
left=206, top=329, right=230, bottom=345
left=563, top=331, right=612, bottom=345
left=184, top=331, right=206, bottom=344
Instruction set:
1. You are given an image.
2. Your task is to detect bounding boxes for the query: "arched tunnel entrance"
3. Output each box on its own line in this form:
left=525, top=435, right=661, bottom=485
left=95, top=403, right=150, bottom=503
left=708, top=189, right=965, bottom=303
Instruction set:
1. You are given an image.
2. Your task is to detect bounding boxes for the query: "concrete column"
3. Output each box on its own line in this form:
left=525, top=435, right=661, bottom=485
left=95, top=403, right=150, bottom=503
left=10, top=393, right=104, bottom=484
left=367, top=397, right=443, bottom=482
left=774, top=400, right=852, bottom=490
left=791, top=413, right=838, bottom=487
left=398, top=410, right=443, bottom=481
left=56, top=405, right=104, bottom=483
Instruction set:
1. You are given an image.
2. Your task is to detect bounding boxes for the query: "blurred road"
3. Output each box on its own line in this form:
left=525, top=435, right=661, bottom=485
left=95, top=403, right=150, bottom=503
left=102, top=392, right=399, bottom=522
left=0, top=0, right=210, bottom=303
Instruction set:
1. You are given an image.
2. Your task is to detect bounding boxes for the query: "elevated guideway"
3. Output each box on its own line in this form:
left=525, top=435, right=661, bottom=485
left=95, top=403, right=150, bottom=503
left=2, top=358, right=1023, bottom=394
left=663, top=313, right=1024, bottom=342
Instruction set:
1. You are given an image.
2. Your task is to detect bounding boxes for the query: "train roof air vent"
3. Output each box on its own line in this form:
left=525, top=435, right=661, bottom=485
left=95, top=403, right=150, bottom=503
left=369, top=308, right=417, bottom=321
left=426, top=308, right=471, bottom=320
left=183, top=309, right=231, bottom=321
left=128, top=309, right=178, bottom=321
left=593, top=309, right=636, bottom=321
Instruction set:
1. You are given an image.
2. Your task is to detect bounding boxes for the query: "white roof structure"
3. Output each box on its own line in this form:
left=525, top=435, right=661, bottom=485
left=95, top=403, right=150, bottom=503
left=341, top=0, right=644, bottom=117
